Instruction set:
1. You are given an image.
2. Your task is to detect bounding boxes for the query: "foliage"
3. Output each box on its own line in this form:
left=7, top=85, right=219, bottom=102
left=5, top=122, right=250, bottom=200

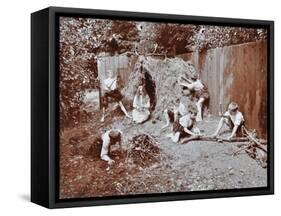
left=152, top=23, right=198, bottom=55
left=190, top=26, right=267, bottom=51
left=59, top=17, right=139, bottom=127
left=59, top=17, right=267, bottom=128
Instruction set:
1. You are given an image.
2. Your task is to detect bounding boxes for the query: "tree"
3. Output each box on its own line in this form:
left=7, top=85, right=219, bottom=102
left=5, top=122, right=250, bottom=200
left=59, top=17, right=267, bottom=128
left=152, top=23, right=198, bottom=55
left=59, top=17, right=139, bottom=127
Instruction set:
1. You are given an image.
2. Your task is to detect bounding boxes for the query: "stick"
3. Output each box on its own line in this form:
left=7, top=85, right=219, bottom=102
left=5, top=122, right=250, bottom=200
left=179, top=135, right=200, bottom=144
left=180, top=136, right=249, bottom=144
left=242, top=126, right=267, bottom=152
left=180, top=76, right=192, bottom=83
left=219, top=103, right=223, bottom=116
left=139, top=131, right=160, bottom=145
left=232, top=142, right=255, bottom=156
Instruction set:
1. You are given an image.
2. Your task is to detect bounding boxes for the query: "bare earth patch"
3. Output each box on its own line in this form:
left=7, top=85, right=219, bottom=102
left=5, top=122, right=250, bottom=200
left=59, top=114, right=267, bottom=199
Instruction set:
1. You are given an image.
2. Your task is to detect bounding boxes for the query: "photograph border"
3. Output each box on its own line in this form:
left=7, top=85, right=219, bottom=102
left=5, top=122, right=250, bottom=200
left=31, top=6, right=274, bottom=208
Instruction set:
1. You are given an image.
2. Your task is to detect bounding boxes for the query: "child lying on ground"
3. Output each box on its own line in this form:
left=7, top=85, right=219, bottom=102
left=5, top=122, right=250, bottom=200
left=211, top=102, right=245, bottom=140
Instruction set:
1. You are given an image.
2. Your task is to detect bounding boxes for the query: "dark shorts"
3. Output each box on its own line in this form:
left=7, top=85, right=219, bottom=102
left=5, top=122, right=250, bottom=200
left=225, top=117, right=245, bottom=137
left=102, top=89, right=123, bottom=108
left=167, top=109, right=175, bottom=123
left=172, top=122, right=192, bottom=140
left=193, top=87, right=209, bottom=100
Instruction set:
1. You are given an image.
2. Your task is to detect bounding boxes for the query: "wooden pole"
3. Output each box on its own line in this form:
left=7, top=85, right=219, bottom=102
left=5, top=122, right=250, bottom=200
left=180, top=136, right=249, bottom=144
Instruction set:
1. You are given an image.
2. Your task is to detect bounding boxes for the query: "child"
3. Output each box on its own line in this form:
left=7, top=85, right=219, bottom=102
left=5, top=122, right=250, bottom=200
left=166, top=105, right=201, bottom=143
left=100, top=129, right=123, bottom=165
left=100, top=69, right=131, bottom=122
left=162, top=89, right=192, bottom=129
left=177, top=73, right=209, bottom=122
left=211, top=102, right=245, bottom=140
left=132, top=85, right=151, bottom=123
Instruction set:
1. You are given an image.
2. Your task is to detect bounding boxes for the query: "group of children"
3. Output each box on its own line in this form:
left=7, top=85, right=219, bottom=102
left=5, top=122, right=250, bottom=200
left=163, top=71, right=245, bottom=143
left=161, top=71, right=209, bottom=143
left=100, top=67, right=151, bottom=124
left=98, top=66, right=152, bottom=164
left=98, top=62, right=245, bottom=164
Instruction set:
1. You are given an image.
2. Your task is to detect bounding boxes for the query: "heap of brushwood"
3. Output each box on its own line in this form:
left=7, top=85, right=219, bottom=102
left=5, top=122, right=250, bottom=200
left=122, top=57, right=198, bottom=115
left=233, top=126, right=267, bottom=168
left=126, top=134, right=160, bottom=167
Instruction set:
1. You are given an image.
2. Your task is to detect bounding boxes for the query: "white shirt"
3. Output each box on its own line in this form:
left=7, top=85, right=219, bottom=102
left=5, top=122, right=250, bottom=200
left=190, top=79, right=204, bottom=91
left=133, top=95, right=150, bottom=110
left=103, top=77, right=117, bottom=91
left=224, top=110, right=244, bottom=126
left=179, top=114, right=193, bottom=128
left=177, top=102, right=188, bottom=116
left=100, top=130, right=122, bottom=159
left=132, top=95, right=151, bottom=123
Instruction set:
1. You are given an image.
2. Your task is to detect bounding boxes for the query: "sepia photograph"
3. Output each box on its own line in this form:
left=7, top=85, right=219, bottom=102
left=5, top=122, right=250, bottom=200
left=58, top=16, right=269, bottom=199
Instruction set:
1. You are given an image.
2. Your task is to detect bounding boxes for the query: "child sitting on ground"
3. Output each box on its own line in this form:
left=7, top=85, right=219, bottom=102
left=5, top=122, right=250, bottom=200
left=211, top=102, right=245, bottom=140
left=166, top=104, right=201, bottom=143
left=162, top=88, right=192, bottom=129
left=132, top=85, right=151, bottom=124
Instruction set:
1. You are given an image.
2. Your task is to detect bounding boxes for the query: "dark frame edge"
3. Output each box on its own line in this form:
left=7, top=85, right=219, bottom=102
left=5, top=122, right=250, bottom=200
left=31, top=6, right=275, bottom=209
left=31, top=7, right=51, bottom=208
left=48, top=6, right=274, bottom=26
left=52, top=188, right=273, bottom=209
left=268, top=21, right=274, bottom=195
left=49, top=7, right=58, bottom=209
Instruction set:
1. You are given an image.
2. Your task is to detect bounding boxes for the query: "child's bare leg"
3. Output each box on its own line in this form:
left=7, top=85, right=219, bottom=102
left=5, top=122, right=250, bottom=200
left=162, top=109, right=171, bottom=129
left=166, top=132, right=180, bottom=143
left=112, top=103, right=119, bottom=109
left=100, top=107, right=105, bottom=122
left=180, top=135, right=200, bottom=144
left=118, top=101, right=132, bottom=118
left=211, top=117, right=225, bottom=137
left=196, top=98, right=204, bottom=122
left=171, top=132, right=180, bottom=143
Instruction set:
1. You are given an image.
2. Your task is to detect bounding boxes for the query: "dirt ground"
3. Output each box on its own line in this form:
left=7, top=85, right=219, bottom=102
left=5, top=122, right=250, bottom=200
left=59, top=110, right=267, bottom=199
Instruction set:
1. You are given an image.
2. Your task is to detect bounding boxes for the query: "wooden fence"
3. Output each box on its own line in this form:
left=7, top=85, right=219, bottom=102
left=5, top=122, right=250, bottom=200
left=179, top=40, right=267, bottom=137
left=97, top=40, right=268, bottom=137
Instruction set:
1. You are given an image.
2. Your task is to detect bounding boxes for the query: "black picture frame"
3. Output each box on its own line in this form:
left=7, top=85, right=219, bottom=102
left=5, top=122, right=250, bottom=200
left=31, top=6, right=274, bottom=209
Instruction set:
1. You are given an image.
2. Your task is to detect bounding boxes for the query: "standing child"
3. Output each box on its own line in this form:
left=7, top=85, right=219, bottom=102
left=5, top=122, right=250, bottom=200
left=100, top=69, right=131, bottom=122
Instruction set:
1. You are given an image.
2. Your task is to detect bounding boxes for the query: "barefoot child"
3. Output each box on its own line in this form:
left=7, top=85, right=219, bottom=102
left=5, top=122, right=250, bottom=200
left=212, top=102, right=245, bottom=140
left=162, top=99, right=186, bottom=130
left=166, top=105, right=201, bottom=143
left=177, top=73, right=209, bottom=122
left=162, top=88, right=192, bottom=129
left=100, top=70, right=131, bottom=122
